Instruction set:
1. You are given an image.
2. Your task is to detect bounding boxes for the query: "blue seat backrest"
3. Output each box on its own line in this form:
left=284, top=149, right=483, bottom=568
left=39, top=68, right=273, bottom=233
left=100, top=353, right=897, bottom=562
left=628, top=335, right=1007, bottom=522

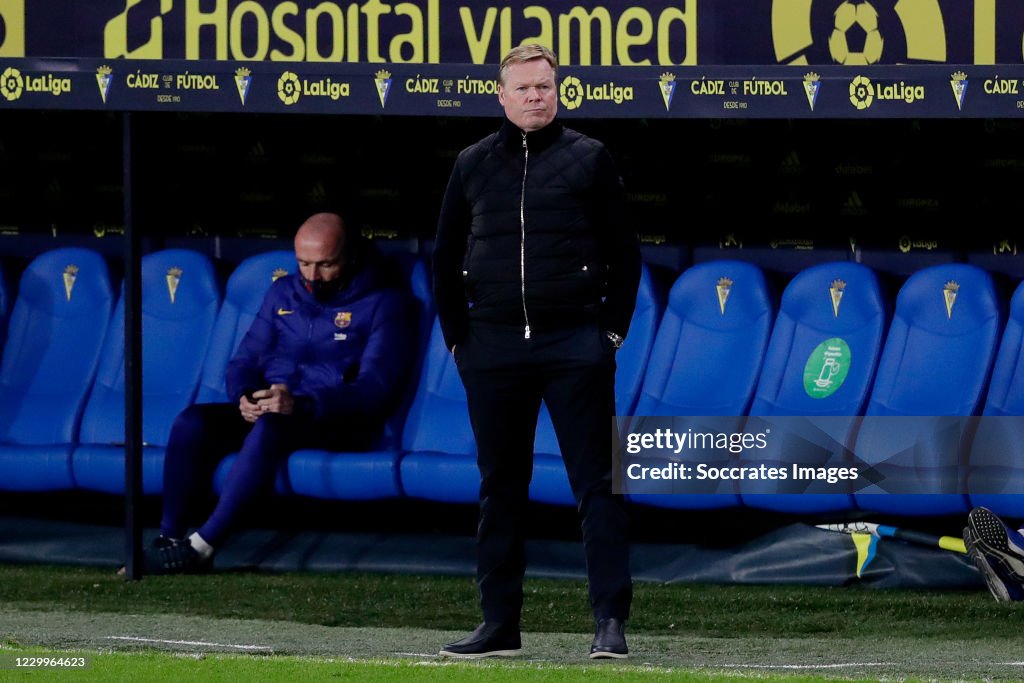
left=0, top=247, right=114, bottom=444
left=751, top=261, right=887, bottom=418
left=634, top=260, right=774, bottom=416
left=983, top=278, right=1024, bottom=416
left=866, top=263, right=1003, bottom=417
left=78, top=249, right=221, bottom=446
left=613, top=263, right=662, bottom=416
left=392, top=252, right=434, bottom=342
left=371, top=252, right=435, bottom=450
left=965, top=278, right=1024, bottom=516
left=196, top=250, right=295, bottom=404
left=852, top=264, right=1004, bottom=516
left=400, top=314, right=476, bottom=457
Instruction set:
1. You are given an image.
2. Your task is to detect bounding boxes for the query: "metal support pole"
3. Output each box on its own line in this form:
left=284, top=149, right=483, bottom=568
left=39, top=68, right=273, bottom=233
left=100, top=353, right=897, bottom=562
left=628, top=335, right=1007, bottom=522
left=122, top=111, right=144, bottom=580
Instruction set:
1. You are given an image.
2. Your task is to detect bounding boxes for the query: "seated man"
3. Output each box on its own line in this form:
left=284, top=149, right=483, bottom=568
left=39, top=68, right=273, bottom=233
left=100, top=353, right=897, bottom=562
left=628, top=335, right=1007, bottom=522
left=964, top=506, right=1024, bottom=601
left=142, top=211, right=416, bottom=574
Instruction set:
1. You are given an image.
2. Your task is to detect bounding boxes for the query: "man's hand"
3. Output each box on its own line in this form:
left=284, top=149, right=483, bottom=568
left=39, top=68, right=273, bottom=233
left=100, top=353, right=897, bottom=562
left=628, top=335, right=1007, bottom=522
left=239, top=392, right=262, bottom=423
left=238, top=383, right=295, bottom=422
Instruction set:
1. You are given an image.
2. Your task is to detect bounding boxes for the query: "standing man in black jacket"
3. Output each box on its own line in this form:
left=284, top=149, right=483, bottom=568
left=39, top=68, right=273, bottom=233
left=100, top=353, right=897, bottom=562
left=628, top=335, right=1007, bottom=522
left=433, top=43, right=641, bottom=660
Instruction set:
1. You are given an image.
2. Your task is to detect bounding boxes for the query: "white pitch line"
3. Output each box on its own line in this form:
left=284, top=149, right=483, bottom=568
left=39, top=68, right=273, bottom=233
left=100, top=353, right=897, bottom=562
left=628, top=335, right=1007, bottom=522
left=725, top=662, right=892, bottom=669
left=106, top=636, right=272, bottom=652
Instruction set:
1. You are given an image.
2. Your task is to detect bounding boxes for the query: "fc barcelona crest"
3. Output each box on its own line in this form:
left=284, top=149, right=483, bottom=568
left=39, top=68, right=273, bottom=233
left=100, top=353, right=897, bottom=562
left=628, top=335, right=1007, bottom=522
left=335, top=311, right=352, bottom=328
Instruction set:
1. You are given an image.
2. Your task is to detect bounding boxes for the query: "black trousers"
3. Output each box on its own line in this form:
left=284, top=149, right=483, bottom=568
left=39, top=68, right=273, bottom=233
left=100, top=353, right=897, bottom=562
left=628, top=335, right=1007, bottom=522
left=456, top=321, right=632, bottom=624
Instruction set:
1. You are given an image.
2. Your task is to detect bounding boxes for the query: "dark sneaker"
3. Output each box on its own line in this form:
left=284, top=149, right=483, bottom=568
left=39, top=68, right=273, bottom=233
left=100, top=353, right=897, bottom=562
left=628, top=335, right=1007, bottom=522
left=142, top=535, right=212, bottom=576
left=964, top=525, right=1024, bottom=602
left=590, top=617, right=628, bottom=659
left=968, top=507, right=1024, bottom=579
left=438, top=622, right=521, bottom=658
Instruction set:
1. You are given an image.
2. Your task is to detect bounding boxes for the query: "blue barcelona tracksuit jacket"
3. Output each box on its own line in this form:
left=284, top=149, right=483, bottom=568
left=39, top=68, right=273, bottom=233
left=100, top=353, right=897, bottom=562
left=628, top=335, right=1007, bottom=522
left=225, top=251, right=416, bottom=424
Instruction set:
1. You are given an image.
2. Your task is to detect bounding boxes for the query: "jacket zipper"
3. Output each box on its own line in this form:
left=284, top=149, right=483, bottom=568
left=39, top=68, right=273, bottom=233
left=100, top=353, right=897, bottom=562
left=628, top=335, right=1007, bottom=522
left=519, top=131, right=532, bottom=340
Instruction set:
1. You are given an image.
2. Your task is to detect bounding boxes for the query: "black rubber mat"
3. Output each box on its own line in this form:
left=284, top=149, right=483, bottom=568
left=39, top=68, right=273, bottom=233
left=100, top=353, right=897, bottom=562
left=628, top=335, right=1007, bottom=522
left=0, top=516, right=981, bottom=589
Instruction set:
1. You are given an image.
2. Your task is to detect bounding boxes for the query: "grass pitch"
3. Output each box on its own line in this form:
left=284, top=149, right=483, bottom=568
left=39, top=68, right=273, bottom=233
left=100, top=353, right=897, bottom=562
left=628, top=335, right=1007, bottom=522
left=2, top=564, right=1024, bottom=681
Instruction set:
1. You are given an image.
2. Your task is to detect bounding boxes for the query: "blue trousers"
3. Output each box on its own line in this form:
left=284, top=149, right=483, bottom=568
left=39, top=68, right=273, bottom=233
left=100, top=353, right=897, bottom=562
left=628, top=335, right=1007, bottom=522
left=160, top=403, right=367, bottom=547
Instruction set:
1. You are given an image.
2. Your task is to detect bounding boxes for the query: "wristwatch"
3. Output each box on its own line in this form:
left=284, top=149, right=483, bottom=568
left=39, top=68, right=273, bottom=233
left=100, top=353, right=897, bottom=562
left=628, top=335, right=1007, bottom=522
left=605, top=331, right=624, bottom=349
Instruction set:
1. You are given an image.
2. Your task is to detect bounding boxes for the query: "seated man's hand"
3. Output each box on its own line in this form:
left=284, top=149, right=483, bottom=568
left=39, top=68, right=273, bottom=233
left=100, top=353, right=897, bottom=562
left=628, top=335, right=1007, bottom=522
left=257, top=383, right=294, bottom=415
left=239, top=392, right=263, bottom=423
left=239, top=384, right=295, bottom=420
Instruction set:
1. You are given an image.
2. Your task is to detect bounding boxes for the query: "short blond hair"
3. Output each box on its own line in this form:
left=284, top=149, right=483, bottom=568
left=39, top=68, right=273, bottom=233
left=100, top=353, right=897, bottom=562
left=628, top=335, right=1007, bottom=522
left=498, top=44, right=557, bottom=85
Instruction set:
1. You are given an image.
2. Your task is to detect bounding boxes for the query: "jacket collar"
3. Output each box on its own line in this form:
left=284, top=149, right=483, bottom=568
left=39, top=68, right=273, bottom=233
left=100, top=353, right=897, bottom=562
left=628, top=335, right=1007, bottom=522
left=498, top=116, right=563, bottom=152
left=292, top=240, right=383, bottom=307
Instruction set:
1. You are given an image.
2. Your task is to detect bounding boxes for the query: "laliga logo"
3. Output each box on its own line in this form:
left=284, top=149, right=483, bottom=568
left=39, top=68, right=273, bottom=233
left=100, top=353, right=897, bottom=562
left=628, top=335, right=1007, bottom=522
left=558, top=75, right=633, bottom=109
left=849, top=75, right=874, bottom=109
left=278, top=71, right=301, bottom=105
left=559, top=75, right=583, bottom=110
left=0, top=65, right=22, bottom=101
left=0, top=0, right=24, bottom=57
left=771, top=0, right=946, bottom=65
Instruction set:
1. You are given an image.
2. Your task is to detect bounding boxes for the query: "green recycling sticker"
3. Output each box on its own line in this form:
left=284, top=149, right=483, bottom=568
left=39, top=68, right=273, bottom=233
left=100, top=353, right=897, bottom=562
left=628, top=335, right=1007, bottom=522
left=803, top=337, right=851, bottom=399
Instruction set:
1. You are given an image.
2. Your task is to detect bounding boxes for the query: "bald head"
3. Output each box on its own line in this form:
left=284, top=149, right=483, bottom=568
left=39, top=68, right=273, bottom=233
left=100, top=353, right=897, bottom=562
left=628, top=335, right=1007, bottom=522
left=295, top=212, right=347, bottom=284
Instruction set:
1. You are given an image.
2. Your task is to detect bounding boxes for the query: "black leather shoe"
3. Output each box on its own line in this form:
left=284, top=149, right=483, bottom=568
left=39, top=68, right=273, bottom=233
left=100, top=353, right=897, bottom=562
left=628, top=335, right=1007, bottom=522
left=439, top=622, right=521, bottom=658
left=590, top=617, right=628, bottom=659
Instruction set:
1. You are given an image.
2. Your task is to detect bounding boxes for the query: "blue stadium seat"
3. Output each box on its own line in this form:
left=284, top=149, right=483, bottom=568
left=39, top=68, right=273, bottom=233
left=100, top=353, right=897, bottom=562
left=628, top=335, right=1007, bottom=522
left=852, top=263, right=1004, bottom=516
left=196, top=250, right=296, bottom=495
left=977, top=279, right=1024, bottom=420
left=393, top=314, right=479, bottom=502
left=967, top=277, right=1024, bottom=517
left=627, top=260, right=775, bottom=510
left=740, top=261, right=888, bottom=514
left=0, top=248, right=114, bottom=491
left=71, top=249, right=221, bottom=494
left=400, top=263, right=664, bottom=506
left=197, top=250, right=295, bottom=404
left=285, top=254, right=433, bottom=500
left=530, top=262, right=663, bottom=505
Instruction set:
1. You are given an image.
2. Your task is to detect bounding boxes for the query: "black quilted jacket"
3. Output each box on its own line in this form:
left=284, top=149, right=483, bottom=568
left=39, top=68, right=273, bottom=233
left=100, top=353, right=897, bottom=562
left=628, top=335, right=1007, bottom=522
left=433, top=117, right=641, bottom=350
